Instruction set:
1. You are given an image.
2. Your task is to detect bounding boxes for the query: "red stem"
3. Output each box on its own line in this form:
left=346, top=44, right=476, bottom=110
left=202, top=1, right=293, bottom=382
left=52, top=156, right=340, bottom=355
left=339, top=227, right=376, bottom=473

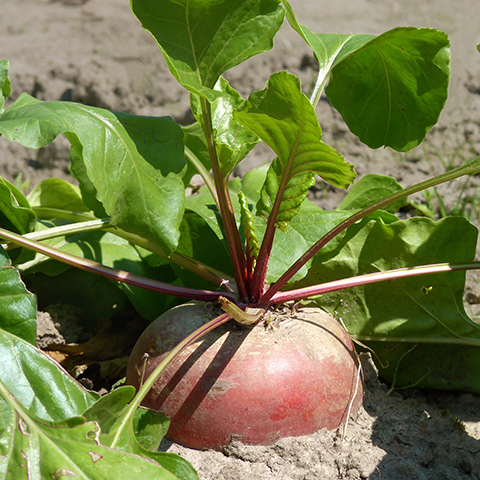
left=201, top=98, right=248, bottom=301
left=0, top=227, right=238, bottom=303
left=258, top=156, right=480, bottom=307
left=268, top=262, right=480, bottom=305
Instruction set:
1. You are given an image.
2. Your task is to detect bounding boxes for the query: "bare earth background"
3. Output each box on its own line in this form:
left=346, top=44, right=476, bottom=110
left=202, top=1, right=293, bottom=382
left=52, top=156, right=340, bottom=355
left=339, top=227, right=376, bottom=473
left=2, top=0, right=480, bottom=478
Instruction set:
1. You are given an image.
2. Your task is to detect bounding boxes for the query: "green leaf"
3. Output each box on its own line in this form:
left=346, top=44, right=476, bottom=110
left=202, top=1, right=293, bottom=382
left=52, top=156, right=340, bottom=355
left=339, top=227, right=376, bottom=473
left=83, top=387, right=198, bottom=480
left=0, top=60, right=11, bottom=113
left=0, top=95, right=186, bottom=255
left=191, top=78, right=259, bottom=178
left=235, top=71, right=356, bottom=230
left=28, top=178, right=90, bottom=212
left=0, top=334, right=96, bottom=423
left=0, top=248, right=96, bottom=420
left=133, top=408, right=170, bottom=452
left=326, top=27, right=450, bottom=151
left=0, top=248, right=36, bottom=345
left=308, top=216, right=480, bottom=392
left=255, top=207, right=355, bottom=284
left=69, top=145, right=108, bottom=218
left=284, top=1, right=373, bottom=103
left=0, top=381, right=183, bottom=480
left=130, top=0, right=285, bottom=101
left=362, top=341, right=480, bottom=393
left=0, top=177, right=36, bottom=234
left=339, top=174, right=406, bottom=212
left=82, top=386, right=138, bottom=435
left=174, top=211, right=233, bottom=289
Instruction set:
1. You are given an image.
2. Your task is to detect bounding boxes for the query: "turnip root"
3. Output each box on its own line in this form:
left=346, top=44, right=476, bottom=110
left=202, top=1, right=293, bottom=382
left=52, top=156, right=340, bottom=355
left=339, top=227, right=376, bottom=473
left=126, top=302, right=363, bottom=450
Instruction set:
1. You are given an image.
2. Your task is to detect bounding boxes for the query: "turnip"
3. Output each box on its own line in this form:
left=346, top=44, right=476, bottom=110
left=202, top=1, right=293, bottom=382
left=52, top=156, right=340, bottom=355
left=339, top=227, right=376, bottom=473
left=2, top=0, right=480, bottom=475
left=126, top=302, right=362, bottom=449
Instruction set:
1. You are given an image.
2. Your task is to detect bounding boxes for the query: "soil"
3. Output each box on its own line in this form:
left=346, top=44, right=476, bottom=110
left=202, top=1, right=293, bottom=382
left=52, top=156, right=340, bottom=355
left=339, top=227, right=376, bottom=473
left=2, top=0, right=480, bottom=478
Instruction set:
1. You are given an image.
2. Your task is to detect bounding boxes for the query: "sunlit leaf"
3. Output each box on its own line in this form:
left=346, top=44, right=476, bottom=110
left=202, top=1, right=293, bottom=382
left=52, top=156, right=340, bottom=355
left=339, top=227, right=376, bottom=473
left=0, top=382, right=183, bottom=480
left=326, top=27, right=450, bottom=151
left=235, top=71, right=356, bottom=230
left=130, top=0, right=285, bottom=101
left=0, top=248, right=36, bottom=345
left=83, top=387, right=198, bottom=480
left=307, top=216, right=480, bottom=392
left=0, top=94, right=186, bottom=255
left=0, top=177, right=36, bottom=234
left=0, top=332, right=96, bottom=422
left=284, top=1, right=373, bottom=102
left=28, top=178, right=89, bottom=212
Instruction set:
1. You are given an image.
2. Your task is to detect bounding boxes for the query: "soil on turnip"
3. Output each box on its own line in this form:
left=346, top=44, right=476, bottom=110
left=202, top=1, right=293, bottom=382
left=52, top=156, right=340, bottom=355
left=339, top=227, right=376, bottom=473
left=4, top=0, right=480, bottom=478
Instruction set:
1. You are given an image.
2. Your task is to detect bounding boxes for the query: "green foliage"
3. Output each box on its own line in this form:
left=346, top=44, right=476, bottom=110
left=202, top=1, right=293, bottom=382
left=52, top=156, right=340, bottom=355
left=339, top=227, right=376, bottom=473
left=0, top=1, right=479, bottom=474
left=236, top=71, right=356, bottom=230
left=0, top=95, right=187, bottom=256
left=338, top=174, right=406, bottom=212
left=191, top=77, right=259, bottom=178
left=326, top=27, right=450, bottom=151
left=28, top=178, right=89, bottom=213
left=0, top=380, right=187, bottom=480
left=130, top=0, right=285, bottom=101
left=0, top=248, right=37, bottom=345
left=305, top=216, right=480, bottom=388
left=0, top=251, right=196, bottom=479
left=0, top=177, right=36, bottom=235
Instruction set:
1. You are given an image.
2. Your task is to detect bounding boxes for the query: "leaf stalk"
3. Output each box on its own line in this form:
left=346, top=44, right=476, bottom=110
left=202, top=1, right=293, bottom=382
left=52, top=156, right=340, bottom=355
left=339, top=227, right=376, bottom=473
left=200, top=97, right=248, bottom=300
left=270, top=261, right=480, bottom=304
left=110, top=311, right=232, bottom=448
left=0, top=226, right=238, bottom=303
left=260, top=156, right=480, bottom=306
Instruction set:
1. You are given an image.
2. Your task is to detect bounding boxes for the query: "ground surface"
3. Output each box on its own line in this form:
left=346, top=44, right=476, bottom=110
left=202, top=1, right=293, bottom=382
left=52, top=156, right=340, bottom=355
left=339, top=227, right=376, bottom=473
left=2, top=0, right=480, bottom=478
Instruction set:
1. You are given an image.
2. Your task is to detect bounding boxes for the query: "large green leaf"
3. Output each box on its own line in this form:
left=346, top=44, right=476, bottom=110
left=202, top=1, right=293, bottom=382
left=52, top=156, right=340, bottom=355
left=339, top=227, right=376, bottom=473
left=0, top=252, right=194, bottom=479
left=130, top=0, right=285, bottom=101
left=0, top=94, right=186, bottom=255
left=83, top=387, right=198, bottom=480
left=235, top=71, right=356, bottom=230
left=305, top=216, right=480, bottom=391
left=0, top=332, right=96, bottom=423
left=0, top=248, right=36, bottom=345
left=0, top=381, right=183, bottom=480
left=0, top=248, right=96, bottom=420
left=326, top=27, right=450, bottom=151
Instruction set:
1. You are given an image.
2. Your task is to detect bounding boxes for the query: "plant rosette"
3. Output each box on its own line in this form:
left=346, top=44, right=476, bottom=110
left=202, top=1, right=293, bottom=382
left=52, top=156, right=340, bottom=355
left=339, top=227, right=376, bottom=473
left=1, top=0, right=480, bottom=475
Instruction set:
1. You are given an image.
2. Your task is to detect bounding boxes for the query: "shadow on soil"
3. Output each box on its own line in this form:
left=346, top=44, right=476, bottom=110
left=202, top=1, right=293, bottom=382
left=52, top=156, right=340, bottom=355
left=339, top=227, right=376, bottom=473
left=361, top=357, right=480, bottom=479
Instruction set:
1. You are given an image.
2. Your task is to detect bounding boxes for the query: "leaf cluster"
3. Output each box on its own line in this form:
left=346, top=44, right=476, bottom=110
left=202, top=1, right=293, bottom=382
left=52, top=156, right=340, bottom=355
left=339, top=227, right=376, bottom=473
left=0, top=1, right=479, bottom=476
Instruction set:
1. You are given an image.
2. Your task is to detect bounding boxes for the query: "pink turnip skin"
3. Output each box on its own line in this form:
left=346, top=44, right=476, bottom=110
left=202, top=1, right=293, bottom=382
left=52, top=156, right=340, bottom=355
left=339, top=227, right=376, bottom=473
left=126, top=302, right=363, bottom=450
